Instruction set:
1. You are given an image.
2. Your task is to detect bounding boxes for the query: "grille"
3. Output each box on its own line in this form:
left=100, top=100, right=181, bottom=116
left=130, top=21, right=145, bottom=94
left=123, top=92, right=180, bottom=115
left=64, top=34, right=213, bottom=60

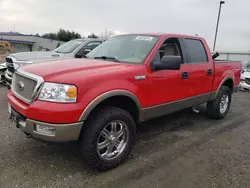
left=246, top=78, right=250, bottom=85
left=12, top=72, right=38, bottom=103
left=6, top=57, right=15, bottom=73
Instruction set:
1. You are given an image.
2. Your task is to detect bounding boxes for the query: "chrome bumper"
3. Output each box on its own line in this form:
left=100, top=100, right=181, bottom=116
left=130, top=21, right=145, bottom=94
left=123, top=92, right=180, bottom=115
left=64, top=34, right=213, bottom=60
left=5, top=70, right=13, bottom=88
left=0, top=67, right=6, bottom=83
left=239, top=82, right=250, bottom=91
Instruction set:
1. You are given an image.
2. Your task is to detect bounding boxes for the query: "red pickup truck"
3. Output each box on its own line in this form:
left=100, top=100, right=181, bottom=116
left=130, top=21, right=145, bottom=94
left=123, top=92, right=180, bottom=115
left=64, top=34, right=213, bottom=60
left=8, top=33, right=241, bottom=171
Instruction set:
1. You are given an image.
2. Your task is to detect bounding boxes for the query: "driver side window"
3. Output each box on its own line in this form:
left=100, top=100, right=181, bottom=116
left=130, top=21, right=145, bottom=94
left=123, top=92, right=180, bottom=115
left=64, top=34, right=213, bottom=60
left=153, top=38, right=183, bottom=63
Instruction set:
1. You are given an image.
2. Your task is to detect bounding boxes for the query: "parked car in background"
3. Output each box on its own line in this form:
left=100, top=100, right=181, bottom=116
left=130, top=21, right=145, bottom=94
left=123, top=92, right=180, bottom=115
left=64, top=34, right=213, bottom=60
left=239, top=67, right=250, bottom=91
left=8, top=33, right=241, bottom=171
left=4, top=38, right=104, bottom=88
left=241, top=60, right=250, bottom=73
left=0, top=62, right=6, bottom=84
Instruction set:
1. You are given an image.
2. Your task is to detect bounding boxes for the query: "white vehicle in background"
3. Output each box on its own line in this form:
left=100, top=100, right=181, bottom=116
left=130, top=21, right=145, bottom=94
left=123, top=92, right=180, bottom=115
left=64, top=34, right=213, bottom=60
left=241, top=60, right=250, bottom=73
left=0, top=62, right=7, bottom=84
left=4, top=38, right=104, bottom=88
left=239, top=61, right=250, bottom=91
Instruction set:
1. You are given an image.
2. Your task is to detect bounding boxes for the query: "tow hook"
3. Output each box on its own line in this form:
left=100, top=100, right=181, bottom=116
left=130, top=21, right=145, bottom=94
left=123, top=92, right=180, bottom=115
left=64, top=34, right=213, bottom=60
left=24, top=132, right=32, bottom=138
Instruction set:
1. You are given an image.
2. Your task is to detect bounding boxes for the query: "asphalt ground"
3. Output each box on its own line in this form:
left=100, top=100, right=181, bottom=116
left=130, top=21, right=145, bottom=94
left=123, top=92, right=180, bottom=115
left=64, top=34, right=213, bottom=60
left=1, top=84, right=250, bottom=188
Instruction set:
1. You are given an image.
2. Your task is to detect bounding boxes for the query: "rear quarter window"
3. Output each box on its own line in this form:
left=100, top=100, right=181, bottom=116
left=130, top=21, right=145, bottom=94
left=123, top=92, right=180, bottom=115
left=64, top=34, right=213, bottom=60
left=184, top=39, right=208, bottom=63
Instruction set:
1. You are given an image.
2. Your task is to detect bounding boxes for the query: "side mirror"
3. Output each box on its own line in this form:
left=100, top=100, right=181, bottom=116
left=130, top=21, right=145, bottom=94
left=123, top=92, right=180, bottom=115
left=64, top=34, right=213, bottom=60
left=83, top=48, right=91, bottom=53
left=75, top=48, right=92, bottom=58
left=151, top=56, right=182, bottom=71
left=75, top=50, right=83, bottom=58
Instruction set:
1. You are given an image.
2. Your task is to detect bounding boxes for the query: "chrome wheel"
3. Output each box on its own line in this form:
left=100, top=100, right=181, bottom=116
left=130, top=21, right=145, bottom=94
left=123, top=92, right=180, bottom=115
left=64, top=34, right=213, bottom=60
left=220, top=93, right=229, bottom=114
left=97, top=120, right=129, bottom=161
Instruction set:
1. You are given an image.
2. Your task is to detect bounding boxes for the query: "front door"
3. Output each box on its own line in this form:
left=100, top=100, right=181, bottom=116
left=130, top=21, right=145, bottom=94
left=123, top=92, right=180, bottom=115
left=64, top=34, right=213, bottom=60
left=145, top=37, right=192, bottom=119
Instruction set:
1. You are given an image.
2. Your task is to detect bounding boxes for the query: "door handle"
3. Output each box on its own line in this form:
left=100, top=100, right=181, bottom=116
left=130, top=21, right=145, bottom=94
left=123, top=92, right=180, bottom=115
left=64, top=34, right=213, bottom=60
left=182, top=72, right=188, bottom=79
left=207, top=69, right=212, bottom=76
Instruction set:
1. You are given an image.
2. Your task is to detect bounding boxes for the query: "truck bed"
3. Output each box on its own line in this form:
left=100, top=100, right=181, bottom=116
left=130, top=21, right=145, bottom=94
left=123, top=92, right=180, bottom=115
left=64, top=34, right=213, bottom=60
left=212, top=61, right=242, bottom=92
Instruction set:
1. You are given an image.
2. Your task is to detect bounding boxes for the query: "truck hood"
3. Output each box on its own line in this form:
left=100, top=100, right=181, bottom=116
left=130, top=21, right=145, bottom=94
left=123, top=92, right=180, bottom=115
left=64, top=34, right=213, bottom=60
left=20, top=58, right=131, bottom=82
left=242, top=71, right=250, bottom=79
left=9, top=51, right=69, bottom=62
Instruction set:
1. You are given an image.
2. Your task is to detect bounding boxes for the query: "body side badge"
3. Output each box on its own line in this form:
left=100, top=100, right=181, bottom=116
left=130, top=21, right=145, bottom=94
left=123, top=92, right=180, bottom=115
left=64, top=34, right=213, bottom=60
left=134, top=75, right=146, bottom=81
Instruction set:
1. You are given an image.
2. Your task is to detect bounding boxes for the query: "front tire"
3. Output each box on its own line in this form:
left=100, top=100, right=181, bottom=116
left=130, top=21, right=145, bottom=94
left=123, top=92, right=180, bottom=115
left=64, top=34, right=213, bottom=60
left=81, top=106, right=136, bottom=171
left=207, top=86, right=232, bottom=119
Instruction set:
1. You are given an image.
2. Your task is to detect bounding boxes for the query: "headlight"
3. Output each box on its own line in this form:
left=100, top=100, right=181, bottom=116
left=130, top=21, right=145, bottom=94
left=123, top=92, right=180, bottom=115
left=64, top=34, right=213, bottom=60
left=240, top=78, right=245, bottom=83
left=38, top=82, right=77, bottom=103
left=13, top=63, right=19, bottom=69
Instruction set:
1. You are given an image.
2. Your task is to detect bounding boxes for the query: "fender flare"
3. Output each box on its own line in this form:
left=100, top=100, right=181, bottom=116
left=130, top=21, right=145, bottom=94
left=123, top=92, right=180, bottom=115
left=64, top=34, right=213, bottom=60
left=210, top=76, right=234, bottom=100
left=78, top=90, right=143, bottom=122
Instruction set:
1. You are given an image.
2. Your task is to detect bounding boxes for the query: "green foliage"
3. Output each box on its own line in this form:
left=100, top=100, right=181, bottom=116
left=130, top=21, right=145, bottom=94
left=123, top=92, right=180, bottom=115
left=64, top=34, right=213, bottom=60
left=88, top=33, right=99, bottom=38
left=42, top=29, right=82, bottom=42
left=42, top=33, right=57, bottom=40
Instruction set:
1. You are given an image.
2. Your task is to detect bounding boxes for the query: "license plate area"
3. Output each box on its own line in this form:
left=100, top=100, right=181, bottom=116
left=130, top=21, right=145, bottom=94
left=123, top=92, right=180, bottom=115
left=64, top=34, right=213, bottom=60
left=9, top=106, right=26, bottom=124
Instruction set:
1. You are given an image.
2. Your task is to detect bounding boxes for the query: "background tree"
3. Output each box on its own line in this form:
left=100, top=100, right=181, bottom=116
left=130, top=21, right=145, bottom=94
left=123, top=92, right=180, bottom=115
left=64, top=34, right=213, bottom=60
left=42, top=29, right=82, bottom=42
left=42, top=33, right=57, bottom=40
left=88, top=33, right=99, bottom=38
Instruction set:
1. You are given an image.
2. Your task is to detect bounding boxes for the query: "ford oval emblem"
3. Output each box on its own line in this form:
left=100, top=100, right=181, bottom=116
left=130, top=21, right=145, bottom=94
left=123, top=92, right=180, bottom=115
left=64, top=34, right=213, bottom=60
left=17, top=81, right=24, bottom=91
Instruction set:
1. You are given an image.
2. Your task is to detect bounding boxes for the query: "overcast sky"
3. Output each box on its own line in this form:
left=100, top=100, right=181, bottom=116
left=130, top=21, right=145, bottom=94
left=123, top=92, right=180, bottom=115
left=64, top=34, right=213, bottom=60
left=0, top=0, right=249, bottom=51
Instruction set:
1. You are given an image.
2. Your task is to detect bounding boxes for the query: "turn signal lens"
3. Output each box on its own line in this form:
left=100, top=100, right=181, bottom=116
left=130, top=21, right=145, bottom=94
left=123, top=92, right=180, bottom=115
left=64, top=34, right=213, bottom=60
left=67, top=86, right=77, bottom=99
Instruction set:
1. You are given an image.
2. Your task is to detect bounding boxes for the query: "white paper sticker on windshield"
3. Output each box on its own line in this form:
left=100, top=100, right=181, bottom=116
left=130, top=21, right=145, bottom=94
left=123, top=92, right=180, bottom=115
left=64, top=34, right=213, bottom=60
left=134, top=36, right=153, bottom=41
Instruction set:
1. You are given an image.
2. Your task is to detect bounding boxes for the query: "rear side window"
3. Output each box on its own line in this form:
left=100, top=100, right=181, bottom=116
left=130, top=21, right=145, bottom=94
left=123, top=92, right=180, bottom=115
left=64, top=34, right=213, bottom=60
left=184, top=39, right=208, bottom=63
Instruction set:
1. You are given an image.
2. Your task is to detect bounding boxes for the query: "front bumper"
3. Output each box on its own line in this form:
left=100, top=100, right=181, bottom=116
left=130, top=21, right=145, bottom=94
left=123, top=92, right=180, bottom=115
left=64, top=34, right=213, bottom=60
left=239, top=81, right=250, bottom=91
left=18, top=119, right=83, bottom=142
left=9, top=105, right=83, bottom=142
left=8, top=90, right=85, bottom=142
left=5, top=69, right=13, bottom=88
left=0, top=67, right=7, bottom=83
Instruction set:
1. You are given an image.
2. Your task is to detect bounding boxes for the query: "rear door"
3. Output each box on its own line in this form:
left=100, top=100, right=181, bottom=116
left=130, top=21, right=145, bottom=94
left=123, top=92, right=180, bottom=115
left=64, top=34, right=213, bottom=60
left=180, top=38, right=213, bottom=96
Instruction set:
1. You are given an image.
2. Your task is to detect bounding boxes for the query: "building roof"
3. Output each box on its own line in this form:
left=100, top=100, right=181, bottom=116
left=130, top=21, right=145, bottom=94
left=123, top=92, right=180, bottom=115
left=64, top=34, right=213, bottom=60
left=0, top=32, right=58, bottom=40
left=1, top=38, right=36, bottom=45
left=0, top=31, right=42, bottom=37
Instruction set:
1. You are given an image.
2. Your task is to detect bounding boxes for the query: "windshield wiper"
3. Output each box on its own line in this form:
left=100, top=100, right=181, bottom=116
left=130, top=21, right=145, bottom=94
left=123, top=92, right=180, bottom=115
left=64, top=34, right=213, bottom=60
left=94, top=56, right=120, bottom=63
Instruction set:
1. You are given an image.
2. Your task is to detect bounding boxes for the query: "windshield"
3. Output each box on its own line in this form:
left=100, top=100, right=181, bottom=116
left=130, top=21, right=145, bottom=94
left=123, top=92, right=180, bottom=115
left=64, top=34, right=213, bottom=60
left=53, top=40, right=84, bottom=53
left=87, top=35, right=160, bottom=64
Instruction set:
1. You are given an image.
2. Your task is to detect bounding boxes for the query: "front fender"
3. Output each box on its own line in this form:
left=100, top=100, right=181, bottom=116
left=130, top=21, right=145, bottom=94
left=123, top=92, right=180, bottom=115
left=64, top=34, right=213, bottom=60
left=78, top=89, right=142, bottom=121
left=77, top=79, right=144, bottom=121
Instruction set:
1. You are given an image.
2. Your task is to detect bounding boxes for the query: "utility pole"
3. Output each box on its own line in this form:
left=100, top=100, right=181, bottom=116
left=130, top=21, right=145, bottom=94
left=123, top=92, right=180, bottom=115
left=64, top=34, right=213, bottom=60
left=104, top=28, right=107, bottom=40
left=213, top=1, right=225, bottom=51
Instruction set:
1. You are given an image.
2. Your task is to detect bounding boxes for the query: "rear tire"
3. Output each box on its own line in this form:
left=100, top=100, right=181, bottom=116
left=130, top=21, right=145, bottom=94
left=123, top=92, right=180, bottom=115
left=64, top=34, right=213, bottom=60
left=207, top=86, right=232, bottom=119
left=81, top=106, right=136, bottom=171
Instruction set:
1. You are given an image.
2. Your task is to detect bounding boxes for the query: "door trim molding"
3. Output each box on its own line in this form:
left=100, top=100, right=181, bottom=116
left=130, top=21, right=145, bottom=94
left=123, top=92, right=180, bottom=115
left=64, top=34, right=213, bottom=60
left=142, top=93, right=210, bottom=121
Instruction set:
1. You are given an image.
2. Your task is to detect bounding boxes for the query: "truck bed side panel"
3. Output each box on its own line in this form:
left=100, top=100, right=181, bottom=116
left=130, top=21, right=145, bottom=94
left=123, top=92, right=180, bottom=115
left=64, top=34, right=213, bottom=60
left=212, top=61, right=241, bottom=92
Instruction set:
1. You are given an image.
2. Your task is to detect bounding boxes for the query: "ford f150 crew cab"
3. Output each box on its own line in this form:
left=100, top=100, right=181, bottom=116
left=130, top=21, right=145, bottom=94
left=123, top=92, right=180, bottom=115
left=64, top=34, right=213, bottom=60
left=7, top=33, right=241, bottom=171
left=4, top=38, right=103, bottom=87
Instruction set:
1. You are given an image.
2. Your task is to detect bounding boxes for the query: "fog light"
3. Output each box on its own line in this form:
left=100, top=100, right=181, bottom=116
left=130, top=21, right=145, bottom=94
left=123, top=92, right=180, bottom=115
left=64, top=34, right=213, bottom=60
left=36, top=124, right=56, bottom=136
